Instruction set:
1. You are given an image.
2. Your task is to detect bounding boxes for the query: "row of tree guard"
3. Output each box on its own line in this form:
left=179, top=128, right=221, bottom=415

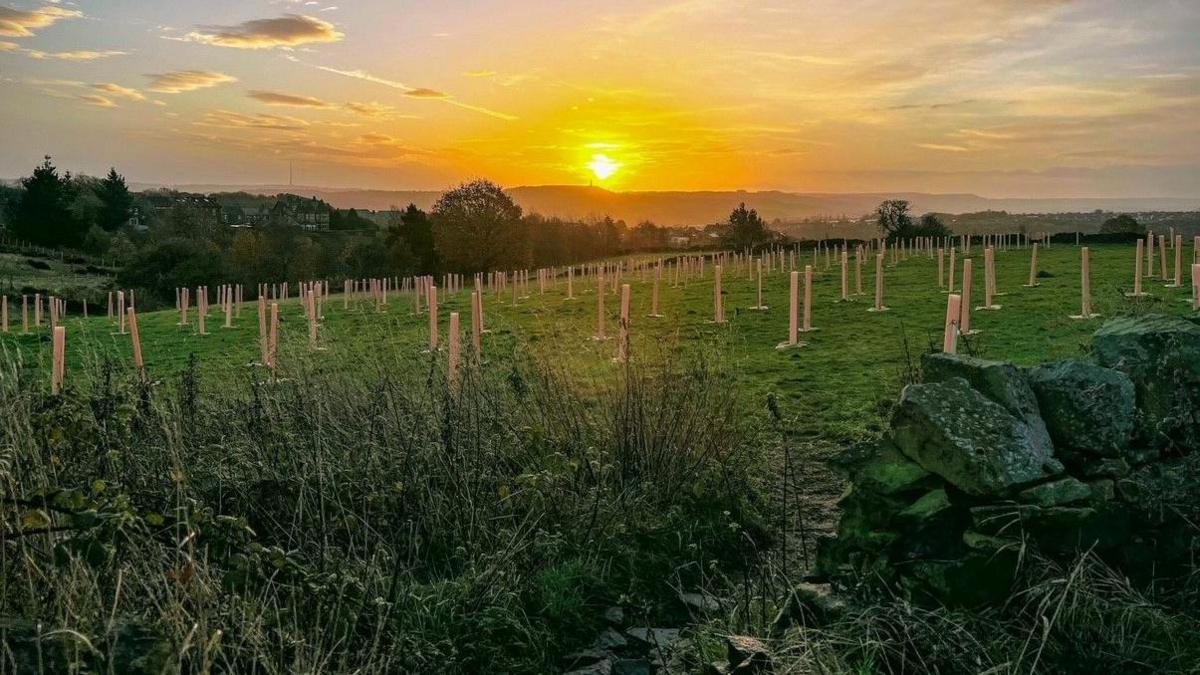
left=7, top=231, right=1199, bottom=394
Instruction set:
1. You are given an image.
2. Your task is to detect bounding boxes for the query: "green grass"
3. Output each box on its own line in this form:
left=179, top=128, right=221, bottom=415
left=2, top=240, right=1197, bottom=673
left=3, top=242, right=1195, bottom=442
left=0, top=250, right=114, bottom=304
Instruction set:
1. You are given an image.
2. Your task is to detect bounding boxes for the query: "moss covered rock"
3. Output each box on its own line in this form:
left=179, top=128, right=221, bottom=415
left=892, top=378, right=1059, bottom=496
left=923, top=352, right=1051, bottom=450
left=1092, top=314, right=1200, bottom=449
left=1028, top=360, right=1135, bottom=457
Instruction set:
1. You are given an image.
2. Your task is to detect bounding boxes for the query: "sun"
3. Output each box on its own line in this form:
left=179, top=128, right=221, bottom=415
left=587, top=153, right=620, bottom=181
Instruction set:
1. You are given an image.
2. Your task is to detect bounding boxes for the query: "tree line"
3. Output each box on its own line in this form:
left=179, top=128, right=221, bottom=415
left=2, top=159, right=776, bottom=308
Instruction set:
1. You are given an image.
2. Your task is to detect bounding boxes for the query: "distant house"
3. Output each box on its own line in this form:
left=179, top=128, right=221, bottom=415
left=269, top=195, right=332, bottom=231
left=143, top=192, right=222, bottom=226
left=222, top=204, right=272, bottom=228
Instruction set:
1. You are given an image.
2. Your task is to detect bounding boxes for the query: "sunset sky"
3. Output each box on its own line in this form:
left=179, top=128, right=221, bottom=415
left=1, top=0, right=1198, bottom=197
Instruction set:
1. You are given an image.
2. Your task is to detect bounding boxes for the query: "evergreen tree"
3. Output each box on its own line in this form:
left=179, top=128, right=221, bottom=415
left=95, top=167, right=133, bottom=231
left=726, top=202, right=768, bottom=249
left=7, top=156, right=84, bottom=247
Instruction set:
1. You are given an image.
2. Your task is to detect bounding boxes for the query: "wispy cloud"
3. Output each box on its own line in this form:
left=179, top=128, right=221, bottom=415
left=0, top=5, right=81, bottom=37
left=146, top=70, right=237, bottom=94
left=181, top=14, right=342, bottom=49
left=404, top=87, right=448, bottom=99
left=76, top=94, right=117, bottom=108
left=92, top=83, right=145, bottom=101
left=24, top=48, right=127, bottom=61
left=343, top=101, right=394, bottom=117
left=314, top=64, right=517, bottom=120
left=916, top=143, right=972, bottom=152
left=199, top=109, right=310, bottom=131
left=248, top=90, right=332, bottom=107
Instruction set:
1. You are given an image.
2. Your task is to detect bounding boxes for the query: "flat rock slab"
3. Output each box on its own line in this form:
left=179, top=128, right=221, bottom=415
left=892, top=378, right=1059, bottom=496
left=923, top=353, right=1052, bottom=450
left=1093, top=314, right=1200, bottom=448
left=1028, top=360, right=1135, bottom=457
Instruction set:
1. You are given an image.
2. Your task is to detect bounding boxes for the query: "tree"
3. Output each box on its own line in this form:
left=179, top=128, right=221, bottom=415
left=876, top=200, right=912, bottom=240
left=387, top=203, right=437, bottom=272
left=95, top=168, right=133, bottom=231
left=6, top=156, right=85, bottom=247
left=430, top=181, right=523, bottom=273
left=726, top=203, right=768, bottom=249
left=118, top=238, right=225, bottom=304
left=1100, top=214, right=1144, bottom=235
left=914, top=213, right=952, bottom=238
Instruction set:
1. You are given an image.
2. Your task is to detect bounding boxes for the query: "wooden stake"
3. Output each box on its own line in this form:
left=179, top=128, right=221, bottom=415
left=428, top=285, right=439, bottom=351
left=776, top=270, right=805, bottom=350
left=128, top=306, right=145, bottom=379
left=1126, top=239, right=1148, bottom=297
left=943, top=294, right=962, bottom=354
left=840, top=250, right=849, bottom=301
left=801, top=265, right=817, bottom=331
left=713, top=264, right=725, bottom=323
left=959, top=258, right=976, bottom=333
left=1024, top=243, right=1040, bottom=287
left=268, top=302, right=279, bottom=371
left=51, top=325, right=65, bottom=394
left=1070, top=247, right=1099, bottom=319
left=868, top=254, right=888, bottom=312
left=448, top=312, right=461, bottom=385
left=616, top=283, right=631, bottom=362
left=258, top=296, right=268, bottom=364
left=471, top=291, right=482, bottom=358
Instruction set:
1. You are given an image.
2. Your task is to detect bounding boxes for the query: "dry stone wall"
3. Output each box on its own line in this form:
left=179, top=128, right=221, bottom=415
left=816, top=314, right=1200, bottom=606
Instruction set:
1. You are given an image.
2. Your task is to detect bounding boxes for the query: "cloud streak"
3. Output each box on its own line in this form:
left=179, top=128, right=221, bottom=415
left=25, top=49, right=127, bottom=61
left=248, top=90, right=332, bottom=107
left=199, top=109, right=310, bottom=131
left=0, top=5, right=81, bottom=37
left=314, top=64, right=517, bottom=120
left=146, top=70, right=237, bottom=94
left=183, top=14, right=342, bottom=49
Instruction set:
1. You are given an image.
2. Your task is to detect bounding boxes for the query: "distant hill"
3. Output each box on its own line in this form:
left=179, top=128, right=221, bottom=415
left=133, top=183, right=1198, bottom=227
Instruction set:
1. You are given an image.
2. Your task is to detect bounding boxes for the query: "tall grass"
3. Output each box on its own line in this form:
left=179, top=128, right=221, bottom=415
left=0, top=345, right=770, bottom=673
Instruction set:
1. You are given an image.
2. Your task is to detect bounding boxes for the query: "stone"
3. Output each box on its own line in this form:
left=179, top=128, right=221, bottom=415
left=1083, top=457, right=1131, bottom=478
left=604, top=606, right=625, bottom=625
left=908, top=550, right=1019, bottom=606
left=1018, top=477, right=1092, bottom=507
left=725, top=635, right=772, bottom=672
left=891, top=378, right=1059, bottom=496
left=679, top=592, right=724, bottom=613
left=923, top=353, right=1051, bottom=449
left=970, top=504, right=1130, bottom=554
left=611, top=658, right=652, bottom=675
left=962, top=529, right=1017, bottom=553
left=1115, top=453, right=1200, bottom=516
left=564, top=658, right=613, bottom=675
left=1086, top=479, right=1115, bottom=502
left=853, top=444, right=937, bottom=496
left=769, top=582, right=846, bottom=634
left=563, top=648, right=609, bottom=668
left=1028, top=360, right=1135, bottom=457
left=1092, top=314, right=1200, bottom=449
left=625, top=628, right=681, bottom=651
left=594, top=628, right=628, bottom=650
left=897, top=488, right=954, bottom=523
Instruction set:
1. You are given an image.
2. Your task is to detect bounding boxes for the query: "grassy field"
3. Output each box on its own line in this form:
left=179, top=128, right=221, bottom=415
left=0, top=249, right=115, bottom=304
left=3, top=241, right=1195, bottom=442
left=2, top=239, right=1198, bottom=673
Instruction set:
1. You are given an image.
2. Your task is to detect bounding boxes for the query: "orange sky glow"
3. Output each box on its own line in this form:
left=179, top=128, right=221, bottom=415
left=1, top=0, right=1198, bottom=197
